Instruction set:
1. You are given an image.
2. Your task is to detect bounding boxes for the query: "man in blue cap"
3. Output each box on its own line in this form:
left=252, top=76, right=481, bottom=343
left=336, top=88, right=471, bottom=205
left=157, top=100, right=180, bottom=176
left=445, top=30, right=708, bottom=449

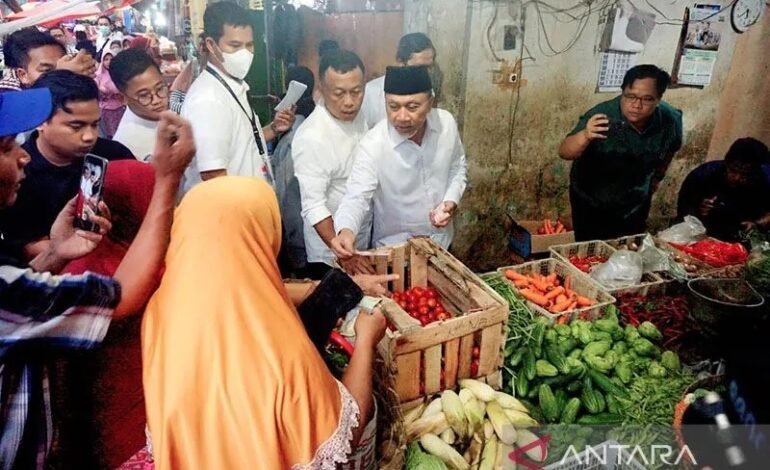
left=0, top=88, right=195, bottom=468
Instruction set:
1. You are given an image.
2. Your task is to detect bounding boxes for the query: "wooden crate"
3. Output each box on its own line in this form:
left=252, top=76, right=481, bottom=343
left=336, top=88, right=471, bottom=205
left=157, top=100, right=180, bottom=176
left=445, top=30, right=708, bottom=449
left=363, top=238, right=509, bottom=404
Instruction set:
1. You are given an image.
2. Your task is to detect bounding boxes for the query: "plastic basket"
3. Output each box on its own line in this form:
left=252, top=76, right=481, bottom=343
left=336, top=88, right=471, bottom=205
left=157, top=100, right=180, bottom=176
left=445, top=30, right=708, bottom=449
left=544, top=440, right=646, bottom=470
left=550, top=240, right=616, bottom=268
left=497, top=259, right=615, bottom=323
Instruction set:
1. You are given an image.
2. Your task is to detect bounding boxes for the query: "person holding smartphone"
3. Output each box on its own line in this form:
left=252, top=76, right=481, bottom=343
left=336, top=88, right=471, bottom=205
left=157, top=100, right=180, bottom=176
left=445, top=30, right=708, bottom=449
left=0, top=85, right=196, bottom=469
left=558, top=64, right=683, bottom=241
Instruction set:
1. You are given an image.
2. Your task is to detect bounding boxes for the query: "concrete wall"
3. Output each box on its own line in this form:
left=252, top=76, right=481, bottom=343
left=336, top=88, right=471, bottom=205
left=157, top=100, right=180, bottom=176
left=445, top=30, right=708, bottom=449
left=403, top=0, right=740, bottom=270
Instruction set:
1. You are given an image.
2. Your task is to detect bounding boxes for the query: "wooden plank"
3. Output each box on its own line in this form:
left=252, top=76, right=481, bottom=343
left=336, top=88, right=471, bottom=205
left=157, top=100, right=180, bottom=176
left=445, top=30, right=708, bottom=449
left=376, top=255, right=389, bottom=276
left=423, top=345, right=442, bottom=395
left=395, top=351, right=422, bottom=401
left=409, top=241, right=428, bottom=288
left=381, top=298, right=420, bottom=331
left=443, top=338, right=460, bottom=389
left=393, top=306, right=508, bottom=354
left=393, top=245, right=406, bottom=292
left=458, top=334, right=474, bottom=379
left=428, top=266, right=472, bottom=312
left=478, top=323, right=504, bottom=376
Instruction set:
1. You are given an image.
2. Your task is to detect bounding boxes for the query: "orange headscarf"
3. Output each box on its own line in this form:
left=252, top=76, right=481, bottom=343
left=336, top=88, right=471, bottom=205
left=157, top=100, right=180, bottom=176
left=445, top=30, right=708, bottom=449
left=141, top=177, right=359, bottom=469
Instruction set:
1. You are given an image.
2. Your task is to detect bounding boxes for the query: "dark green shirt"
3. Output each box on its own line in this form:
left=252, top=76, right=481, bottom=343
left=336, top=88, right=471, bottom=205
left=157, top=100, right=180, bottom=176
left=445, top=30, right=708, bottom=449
left=569, top=96, right=683, bottom=218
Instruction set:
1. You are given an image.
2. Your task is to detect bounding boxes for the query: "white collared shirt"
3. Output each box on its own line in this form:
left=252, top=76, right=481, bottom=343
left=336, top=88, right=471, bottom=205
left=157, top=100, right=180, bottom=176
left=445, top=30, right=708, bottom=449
left=335, top=108, right=468, bottom=248
left=293, top=106, right=371, bottom=265
left=113, top=107, right=157, bottom=162
left=180, top=64, right=270, bottom=194
left=361, top=76, right=385, bottom=129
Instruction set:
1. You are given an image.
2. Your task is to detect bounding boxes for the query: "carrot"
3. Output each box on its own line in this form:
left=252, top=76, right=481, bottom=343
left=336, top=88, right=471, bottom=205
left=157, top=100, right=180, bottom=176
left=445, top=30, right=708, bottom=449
left=563, top=275, right=572, bottom=291
left=554, top=221, right=565, bottom=233
left=530, top=277, right=549, bottom=293
left=568, top=301, right=578, bottom=310
left=545, top=272, right=557, bottom=284
left=556, top=314, right=570, bottom=325
left=555, top=294, right=568, bottom=304
left=514, top=280, right=529, bottom=289
left=519, top=289, right=549, bottom=306
left=505, top=269, right=528, bottom=282
left=551, top=298, right=572, bottom=313
left=544, top=219, right=553, bottom=234
left=544, top=286, right=565, bottom=301
left=576, top=296, right=595, bottom=307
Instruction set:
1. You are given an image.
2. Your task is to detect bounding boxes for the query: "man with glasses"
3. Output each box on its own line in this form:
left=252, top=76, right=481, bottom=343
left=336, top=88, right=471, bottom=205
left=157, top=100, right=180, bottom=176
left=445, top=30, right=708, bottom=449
left=558, top=64, right=683, bottom=241
left=110, top=49, right=174, bottom=161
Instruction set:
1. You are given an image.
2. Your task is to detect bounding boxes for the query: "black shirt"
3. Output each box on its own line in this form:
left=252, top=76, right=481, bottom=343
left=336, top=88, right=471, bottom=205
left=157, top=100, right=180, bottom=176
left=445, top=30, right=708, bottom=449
left=676, top=161, right=770, bottom=241
left=0, top=132, right=134, bottom=252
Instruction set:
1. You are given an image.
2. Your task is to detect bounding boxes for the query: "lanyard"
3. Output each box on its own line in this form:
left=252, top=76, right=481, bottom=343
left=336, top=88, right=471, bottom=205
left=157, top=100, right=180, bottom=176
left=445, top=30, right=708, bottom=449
left=206, top=67, right=274, bottom=184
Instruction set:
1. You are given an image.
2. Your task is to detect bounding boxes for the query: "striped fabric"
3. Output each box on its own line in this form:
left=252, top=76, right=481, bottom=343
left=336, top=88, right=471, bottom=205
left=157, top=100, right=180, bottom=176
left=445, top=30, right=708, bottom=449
left=0, top=69, right=22, bottom=93
left=0, top=266, right=120, bottom=470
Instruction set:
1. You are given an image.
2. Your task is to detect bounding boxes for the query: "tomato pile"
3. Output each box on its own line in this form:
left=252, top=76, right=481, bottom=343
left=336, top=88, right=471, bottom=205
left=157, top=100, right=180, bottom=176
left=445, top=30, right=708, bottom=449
left=392, top=286, right=452, bottom=326
left=568, top=254, right=608, bottom=273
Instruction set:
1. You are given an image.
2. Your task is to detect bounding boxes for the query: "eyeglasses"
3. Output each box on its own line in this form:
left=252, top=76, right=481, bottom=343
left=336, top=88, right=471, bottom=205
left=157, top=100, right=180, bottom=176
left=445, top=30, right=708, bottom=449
left=132, top=83, right=169, bottom=106
left=621, top=93, right=658, bottom=106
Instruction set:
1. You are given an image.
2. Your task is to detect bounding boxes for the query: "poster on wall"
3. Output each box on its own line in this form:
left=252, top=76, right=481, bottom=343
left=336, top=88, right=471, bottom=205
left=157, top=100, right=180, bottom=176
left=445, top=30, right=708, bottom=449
left=677, top=4, right=724, bottom=86
left=597, top=51, right=638, bottom=92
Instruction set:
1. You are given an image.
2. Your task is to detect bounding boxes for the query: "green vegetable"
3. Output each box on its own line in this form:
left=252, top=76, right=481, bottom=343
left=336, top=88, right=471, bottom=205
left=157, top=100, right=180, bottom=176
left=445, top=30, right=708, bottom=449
left=614, top=361, right=633, bottom=384
left=539, top=384, right=559, bottom=423
left=524, top=348, right=537, bottom=381
left=577, top=324, right=593, bottom=345
left=527, top=383, right=540, bottom=400
left=606, top=394, right=622, bottom=415
left=582, top=341, right=612, bottom=359
left=632, top=338, right=660, bottom=358
left=648, top=361, right=667, bottom=378
left=661, top=351, right=681, bottom=372
left=577, top=413, right=623, bottom=425
left=555, top=389, right=568, bottom=416
left=515, top=374, right=529, bottom=398
left=586, top=369, right=630, bottom=399
left=568, top=348, right=583, bottom=360
left=532, top=323, right=546, bottom=358
left=545, top=344, right=570, bottom=374
left=544, top=328, right=558, bottom=344
left=612, top=341, right=628, bottom=355
left=585, top=355, right=614, bottom=373
left=581, top=382, right=605, bottom=414
left=560, top=398, right=581, bottom=424
left=593, top=319, right=616, bottom=333
left=405, top=442, right=448, bottom=470
left=638, top=321, right=663, bottom=341
left=609, top=325, right=625, bottom=341
left=554, top=324, right=571, bottom=337
left=566, top=380, right=583, bottom=393
left=604, top=305, right=620, bottom=324
left=557, top=338, right=578, bottom=356
left=625, top=325, right=640, bottom=342
left=508, top=348, right=525, bottom=367
left=591, top=331, right=613, bottom=342
left=566, top=357, right=586, bottom=377
left=535, top=360, right=558, bottom=377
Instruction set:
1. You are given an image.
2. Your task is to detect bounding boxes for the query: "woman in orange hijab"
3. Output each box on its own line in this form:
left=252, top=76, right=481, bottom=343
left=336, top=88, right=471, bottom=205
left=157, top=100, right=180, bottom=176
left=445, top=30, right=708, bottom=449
left=141, top=176, right=386, bottom=469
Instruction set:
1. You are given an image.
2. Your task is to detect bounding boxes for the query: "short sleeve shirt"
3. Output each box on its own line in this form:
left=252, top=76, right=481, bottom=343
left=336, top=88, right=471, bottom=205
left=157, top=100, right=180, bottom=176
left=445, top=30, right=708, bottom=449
left=568, top=96, right=683, bottom=217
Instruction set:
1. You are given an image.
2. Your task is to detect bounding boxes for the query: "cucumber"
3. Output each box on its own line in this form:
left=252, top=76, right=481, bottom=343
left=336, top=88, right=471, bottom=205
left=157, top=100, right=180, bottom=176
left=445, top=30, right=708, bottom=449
left=524, top=348, right=537, bottom=381
left=508, top=348, right=525, bottom=367
left=560, top=398, right=581, bottom=424
left=555, top=389, right=568, bottom=417
left=538, top=384, right=559, bottom=423
left=586, top=369, right=630, bottom=400
left=566, top=380, right=583, bottom=393
left=577, top=413, right=624, bottom=425
left=515, top=374, right=529, bottom=398
left=532, top=323, right=546, bottom=358
left=546, top=344, right=570, bottom=374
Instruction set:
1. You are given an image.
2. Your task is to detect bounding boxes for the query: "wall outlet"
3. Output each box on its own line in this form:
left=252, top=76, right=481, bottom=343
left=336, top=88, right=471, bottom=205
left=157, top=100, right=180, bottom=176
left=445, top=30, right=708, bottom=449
left=508, top=73, right=518, bottom=84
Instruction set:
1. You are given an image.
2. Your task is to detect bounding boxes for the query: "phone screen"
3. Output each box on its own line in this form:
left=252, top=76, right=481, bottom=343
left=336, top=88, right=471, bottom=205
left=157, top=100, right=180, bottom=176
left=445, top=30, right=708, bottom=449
left=75, top=154, right=109, bottom=232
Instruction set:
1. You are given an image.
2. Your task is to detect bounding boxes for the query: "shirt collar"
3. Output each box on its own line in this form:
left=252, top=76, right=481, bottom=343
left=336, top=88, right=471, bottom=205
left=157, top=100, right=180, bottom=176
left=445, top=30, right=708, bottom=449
left=208, top=63, right=250, bottom=93
left=386, top=108, right=439, bottom=148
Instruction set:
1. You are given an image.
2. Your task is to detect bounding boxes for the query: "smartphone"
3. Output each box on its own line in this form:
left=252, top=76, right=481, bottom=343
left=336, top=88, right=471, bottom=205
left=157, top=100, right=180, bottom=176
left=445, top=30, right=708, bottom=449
left=75, top=154, right=109, bottom=232
left=607, top=119, right=626, bottom=135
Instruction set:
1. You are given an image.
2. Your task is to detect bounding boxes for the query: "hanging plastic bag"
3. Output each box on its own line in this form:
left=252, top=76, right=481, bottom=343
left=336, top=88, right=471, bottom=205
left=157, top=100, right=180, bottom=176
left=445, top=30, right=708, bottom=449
left=657, top=216, right=707, bottom=245
left=591, top=249, right=644, bottom=289
left=637, top=234, right=669, bottom=273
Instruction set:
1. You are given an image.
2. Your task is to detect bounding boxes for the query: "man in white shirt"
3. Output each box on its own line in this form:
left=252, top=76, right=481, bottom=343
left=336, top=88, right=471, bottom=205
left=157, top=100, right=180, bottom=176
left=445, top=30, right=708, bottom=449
left=331, top=65, right=467, bottom=258
left=293, top=49, right=373, bottom=278
left=110, top=49, right=170, bottom=161
left=181, top=1, right=294, bottom=193
left=361, top=33, right=437, bottom=129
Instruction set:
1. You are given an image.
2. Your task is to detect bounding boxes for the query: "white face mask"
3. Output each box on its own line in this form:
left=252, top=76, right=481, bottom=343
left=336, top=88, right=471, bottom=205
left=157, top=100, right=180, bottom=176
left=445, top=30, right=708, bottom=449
left=98, top=25, right=110, bottom=36
left=217, top=46, right=254, bottom=80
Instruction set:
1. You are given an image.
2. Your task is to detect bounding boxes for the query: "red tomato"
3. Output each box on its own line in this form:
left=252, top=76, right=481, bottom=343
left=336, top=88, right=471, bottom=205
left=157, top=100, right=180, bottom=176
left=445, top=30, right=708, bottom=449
left=472, top=346, right=480, bottom=359
left=392, top=292, right=402, bottom=302
left=405, top=292, right=416, bottom=303
left=470, top=360, right=479, bottom=376
left=425, top=288, right=437, bottom=299
left=412, top=287, right=424, bottom=297
left=426, top=298, right=438, bottom=309
left=419, top=315, right=430, bottom=326
left=418, top=297, right=429, bottom=307
left=397, top=300, right=408, bottom=309
left=436, top=312, right=449, bottom=321
left=418, top=306, right=430, bottom=316
left=406, top=302, right=416, bottom=312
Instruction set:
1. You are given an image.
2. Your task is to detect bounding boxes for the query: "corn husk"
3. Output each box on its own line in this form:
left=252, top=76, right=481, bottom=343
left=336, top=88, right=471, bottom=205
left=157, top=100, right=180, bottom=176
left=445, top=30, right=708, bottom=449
left=483, top=419, right=495, bottom=441
left=423, top=396, right=444, bottom=417
left=479, top=435, right=498, bottom=470
left=486, top=401, right=517, bottom=445
left=402, top=402, right=426, bottom=426
left=503, top=408, right=537, bottom=428
left=441, top=390, right=468, bottom=438
left=464, top=395, right=485, bottom=435
left=406, top=411, right=449, bottom=442
left=460, top=379, right=497, bottom=402
left=420, top=433, right=470, bottom=470
left=494, top=392, right=529, bottom=413
left=440, top=428, right=456, bottom=445
left=466, top=435, right=483, bottom=469
left=515, top=429, right=547, bottom=463
left=459, top=388, right=475, bottom=404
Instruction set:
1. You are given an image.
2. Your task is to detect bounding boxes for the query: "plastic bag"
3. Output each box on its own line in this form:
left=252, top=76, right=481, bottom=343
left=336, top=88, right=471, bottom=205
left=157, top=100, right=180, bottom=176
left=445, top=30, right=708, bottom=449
left=657, top=216, right=707, bottom=245
left=591, top=249, right=644, bottom=289
left=672, top=239, right=749, bottom=268
left=637, top=234, right=669, bottom=273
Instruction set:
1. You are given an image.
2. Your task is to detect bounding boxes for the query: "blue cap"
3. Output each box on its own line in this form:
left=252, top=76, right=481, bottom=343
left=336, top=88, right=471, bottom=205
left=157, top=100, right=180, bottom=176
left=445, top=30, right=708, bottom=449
left=0, top=88, right=52, bottom=138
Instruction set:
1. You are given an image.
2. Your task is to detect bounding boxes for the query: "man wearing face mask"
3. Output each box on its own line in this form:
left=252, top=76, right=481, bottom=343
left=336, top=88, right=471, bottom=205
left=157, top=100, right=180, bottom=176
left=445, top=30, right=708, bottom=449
left=95, top=16, right=113, bottom=59
left=181, top=2, right=295, bottom=194
left=331, top=65, right=467, bottom=259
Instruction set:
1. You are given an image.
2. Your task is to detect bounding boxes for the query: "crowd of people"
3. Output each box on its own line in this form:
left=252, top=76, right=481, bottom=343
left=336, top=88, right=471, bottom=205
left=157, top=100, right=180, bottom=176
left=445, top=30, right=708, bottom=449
left=0, top=1, right=768, bottom=469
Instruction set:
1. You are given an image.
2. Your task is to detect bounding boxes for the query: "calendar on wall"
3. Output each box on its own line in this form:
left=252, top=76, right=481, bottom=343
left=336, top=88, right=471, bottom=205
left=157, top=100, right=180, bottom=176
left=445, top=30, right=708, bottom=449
left=597, top=51, right=638, bottom=92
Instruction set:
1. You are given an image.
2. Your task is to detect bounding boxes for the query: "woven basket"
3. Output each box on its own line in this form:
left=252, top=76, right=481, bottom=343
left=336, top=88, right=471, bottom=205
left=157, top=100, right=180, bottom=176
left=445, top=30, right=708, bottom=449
left=497, top=258, right=615, bottom=322
left=550, top=239, right=616, bottom=264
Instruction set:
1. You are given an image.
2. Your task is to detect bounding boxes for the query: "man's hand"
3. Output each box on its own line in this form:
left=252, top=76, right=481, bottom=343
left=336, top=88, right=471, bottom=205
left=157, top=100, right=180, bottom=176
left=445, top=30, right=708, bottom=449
left=330, top=229, right=356, bottom=259
left=56, top=49, right=97, bottom=77
left=352, top=273, right=400, bottom=297
left=50, top=197, right=112, bottom=261
left=430, top=201, right=457, bottom=228
left=698, top=196, right=717, bottom=219
left=582, top=114, right=609, bottom=142
left=354, top=307, right=387, bottom=348
left=271, top=107, right=296, bottom=134
left=339, top=255, right=375, bottom=275
left=152, top=111, right=195, bottom=181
